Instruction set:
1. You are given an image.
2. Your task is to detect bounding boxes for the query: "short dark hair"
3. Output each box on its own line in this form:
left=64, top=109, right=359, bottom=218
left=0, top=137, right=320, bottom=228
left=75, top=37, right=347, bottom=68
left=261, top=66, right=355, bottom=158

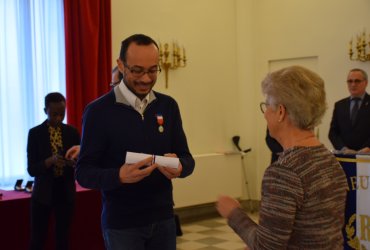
left=119, top=34, right=159, bottom=63
left=45, top=92, right=66, bottom=108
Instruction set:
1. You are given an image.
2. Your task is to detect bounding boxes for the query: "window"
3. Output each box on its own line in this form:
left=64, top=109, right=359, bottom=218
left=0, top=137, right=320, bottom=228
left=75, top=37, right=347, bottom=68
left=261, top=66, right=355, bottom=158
left=0, top=0, right=65, bottom=188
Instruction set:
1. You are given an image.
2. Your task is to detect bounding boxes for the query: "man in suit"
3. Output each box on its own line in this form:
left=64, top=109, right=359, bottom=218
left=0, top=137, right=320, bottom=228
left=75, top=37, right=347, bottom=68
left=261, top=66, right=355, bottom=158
left=265, top=128, right=283, bottom=163
left=329, top=68, right=370, bottom=154
left=27, top=92, right=80, bottom=250
left=110, top=65, right=123, bottom=87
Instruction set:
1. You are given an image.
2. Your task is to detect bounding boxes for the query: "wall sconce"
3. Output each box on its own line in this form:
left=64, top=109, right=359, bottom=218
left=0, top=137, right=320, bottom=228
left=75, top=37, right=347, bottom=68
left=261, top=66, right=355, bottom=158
left=159, top=42, right=187, bottom=88
left=349, top=31, right=370, bottom=62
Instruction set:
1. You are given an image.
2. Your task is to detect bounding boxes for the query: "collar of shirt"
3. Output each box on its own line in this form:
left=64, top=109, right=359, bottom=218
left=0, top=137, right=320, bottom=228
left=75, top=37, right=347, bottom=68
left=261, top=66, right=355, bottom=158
left=350, top=93, right=365, bottom=101
left=134, top=98, right=148, bottom=112
left=118, top=82, right=152, bottom=112
left=350, top=94, right=365, bottom=111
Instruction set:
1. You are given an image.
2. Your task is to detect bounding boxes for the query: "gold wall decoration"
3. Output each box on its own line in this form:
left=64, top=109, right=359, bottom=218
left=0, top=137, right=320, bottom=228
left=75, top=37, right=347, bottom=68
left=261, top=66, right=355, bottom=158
left=349, top=31, right=370, bottom=62
left=159, top=42, right=187, bottom=88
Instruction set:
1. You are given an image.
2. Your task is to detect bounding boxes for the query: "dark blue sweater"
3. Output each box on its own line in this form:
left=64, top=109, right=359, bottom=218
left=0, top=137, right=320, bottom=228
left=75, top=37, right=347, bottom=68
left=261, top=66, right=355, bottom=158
left=76, top=89, right=195, bottom=229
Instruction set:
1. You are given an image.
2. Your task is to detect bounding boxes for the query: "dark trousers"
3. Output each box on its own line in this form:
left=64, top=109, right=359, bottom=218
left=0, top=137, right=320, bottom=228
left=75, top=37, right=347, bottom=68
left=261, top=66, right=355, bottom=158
left=29, top=199, right=74, bottom=250
left=103, top=217, right=176, bottom=250
left=174, top=214, right=182, bottom=236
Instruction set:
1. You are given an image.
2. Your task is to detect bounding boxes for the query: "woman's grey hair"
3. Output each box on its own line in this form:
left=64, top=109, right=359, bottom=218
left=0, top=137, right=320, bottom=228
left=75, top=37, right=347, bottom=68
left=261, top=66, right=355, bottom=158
left=261, top=65, right=327, bottom=130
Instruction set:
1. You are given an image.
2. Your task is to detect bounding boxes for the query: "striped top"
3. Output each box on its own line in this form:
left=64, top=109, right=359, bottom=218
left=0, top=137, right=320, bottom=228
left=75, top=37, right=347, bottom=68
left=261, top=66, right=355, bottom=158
left=228, top=145, right=348, bottom=249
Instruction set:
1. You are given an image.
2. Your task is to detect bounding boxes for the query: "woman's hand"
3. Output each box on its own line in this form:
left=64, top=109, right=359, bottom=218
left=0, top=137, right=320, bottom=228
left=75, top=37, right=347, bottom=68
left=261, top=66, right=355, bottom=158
left=216, top=195, right=241, bottom=218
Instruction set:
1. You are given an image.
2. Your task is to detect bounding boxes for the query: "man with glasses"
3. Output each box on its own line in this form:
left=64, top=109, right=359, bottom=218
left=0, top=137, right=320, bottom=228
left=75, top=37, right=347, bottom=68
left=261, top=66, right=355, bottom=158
left=259, top=103, right=284, bottom=163
left=110, top=66, right=123, bottom=87
left=76, top=34, right=195, bottom=250
left=329, top=68, right=370, bottom=154
left=265, top=128, right=283, bottom=163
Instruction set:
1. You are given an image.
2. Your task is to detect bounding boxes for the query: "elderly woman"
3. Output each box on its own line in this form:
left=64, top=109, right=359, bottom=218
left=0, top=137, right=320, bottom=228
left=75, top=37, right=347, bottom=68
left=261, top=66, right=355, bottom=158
left=217, top=66, right=348, bottom=249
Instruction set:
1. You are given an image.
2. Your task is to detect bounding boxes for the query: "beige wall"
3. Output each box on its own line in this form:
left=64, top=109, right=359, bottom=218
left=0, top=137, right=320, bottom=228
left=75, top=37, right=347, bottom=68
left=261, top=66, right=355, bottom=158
left=112, top=0, right=240, bottom=153
left=244, top=0, right=370, bottom=199
left=112, top=0, right=370, bottom=205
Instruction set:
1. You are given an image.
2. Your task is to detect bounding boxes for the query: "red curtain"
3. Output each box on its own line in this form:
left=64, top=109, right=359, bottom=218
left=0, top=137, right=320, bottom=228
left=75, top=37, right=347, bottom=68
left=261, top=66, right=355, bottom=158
left=64, top=0, right=112, bottom=133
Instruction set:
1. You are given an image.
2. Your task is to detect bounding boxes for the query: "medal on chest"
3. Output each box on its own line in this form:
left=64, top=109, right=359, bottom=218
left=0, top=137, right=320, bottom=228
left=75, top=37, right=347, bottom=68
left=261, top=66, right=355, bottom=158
left=156, top=114, right=164, bottom=133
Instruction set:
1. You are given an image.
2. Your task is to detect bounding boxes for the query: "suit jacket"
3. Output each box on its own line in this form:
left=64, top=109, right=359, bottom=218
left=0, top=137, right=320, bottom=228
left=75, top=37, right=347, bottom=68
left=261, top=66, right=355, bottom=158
left=265, top=128, right=283, bottom=163
left=27, top=120, right=80, bottom=205
left=329, top=93, right=370, bottom=150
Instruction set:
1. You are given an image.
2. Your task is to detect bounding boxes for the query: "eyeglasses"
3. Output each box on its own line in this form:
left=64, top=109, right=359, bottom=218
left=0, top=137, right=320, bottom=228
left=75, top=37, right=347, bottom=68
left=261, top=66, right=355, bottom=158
left=260, top=102, right=269, bottom=114
left=347, top=79, right=364, bottom=84
left=124, top=63, right=161, bottom=78
left=110, top=80, right=121, bottom=87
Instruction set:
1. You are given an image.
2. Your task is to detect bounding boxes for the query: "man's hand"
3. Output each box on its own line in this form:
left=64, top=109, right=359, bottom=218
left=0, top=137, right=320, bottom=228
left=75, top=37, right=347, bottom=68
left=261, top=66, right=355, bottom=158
left=157, top=153, right=182, bottom=179
left=341, top=147, right=357, bottom=155
left=358, top=147, right=370, bottom=154
left=65, top=145, right=80, bottom=160
left=45, top=154, right=66, bottom=168
left=119, top=156, right=157, bottom=183
left=216, top=195, right=241, bottom=219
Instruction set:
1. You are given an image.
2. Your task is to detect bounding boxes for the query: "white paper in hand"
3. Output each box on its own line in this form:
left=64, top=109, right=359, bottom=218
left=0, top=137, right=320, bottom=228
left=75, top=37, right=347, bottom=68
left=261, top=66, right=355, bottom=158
left=125, top=151, right=179, bottom=169
left=155, top=155, right=179, bottom=169
left=125, top=152, right=152, bottom=165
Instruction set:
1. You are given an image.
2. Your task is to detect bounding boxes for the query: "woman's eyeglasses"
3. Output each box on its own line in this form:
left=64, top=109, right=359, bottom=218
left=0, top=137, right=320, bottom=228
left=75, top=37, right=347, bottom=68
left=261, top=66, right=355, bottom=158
left=260, top=102, right=269, bottom=114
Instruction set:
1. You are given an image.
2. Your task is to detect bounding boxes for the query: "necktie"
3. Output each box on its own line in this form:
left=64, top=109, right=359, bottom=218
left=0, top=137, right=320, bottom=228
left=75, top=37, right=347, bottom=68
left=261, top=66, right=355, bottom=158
left=351, top=98, right=360, bottom=125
